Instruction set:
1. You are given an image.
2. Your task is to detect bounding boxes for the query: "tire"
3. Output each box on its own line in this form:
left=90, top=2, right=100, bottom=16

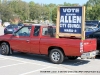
left=49, top=49, right=64, bottom=64
left=67, top=56, right=78, bottom=60
left=0, top=42, right=11, bottom=55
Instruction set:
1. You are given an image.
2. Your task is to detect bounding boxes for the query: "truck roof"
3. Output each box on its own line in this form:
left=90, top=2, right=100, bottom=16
left=25, top=24, right=55, bottom=27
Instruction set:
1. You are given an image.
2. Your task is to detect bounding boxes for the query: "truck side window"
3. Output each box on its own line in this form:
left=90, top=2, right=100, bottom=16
left=33, top=26, right=40, bottom=36
left=42, top=27, right=48, bottom=35
left=42, top=27, right=56, bottom=37
left=16, top=26, right=31, bottom=37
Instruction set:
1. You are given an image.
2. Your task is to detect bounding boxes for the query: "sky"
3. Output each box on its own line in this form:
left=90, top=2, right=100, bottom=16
left=22, top=0, right=88, bottom=5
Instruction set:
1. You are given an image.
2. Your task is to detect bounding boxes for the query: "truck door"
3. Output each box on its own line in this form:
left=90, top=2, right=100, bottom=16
left=9, top=26, right=32, bottom=52
left=30, top=26, right=40, bottom=54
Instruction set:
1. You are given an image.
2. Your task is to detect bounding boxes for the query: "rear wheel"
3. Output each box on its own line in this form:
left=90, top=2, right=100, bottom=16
left=67, top=56, right=78, bottom=60
left=0, top=42, right=12, bottom=55
left=49, top=49, right=64, bottom=64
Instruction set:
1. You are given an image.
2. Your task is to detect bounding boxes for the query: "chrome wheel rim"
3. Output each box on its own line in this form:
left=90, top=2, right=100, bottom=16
left=1, top=45, right=7, bottom=54
left=51, top=52, right=60, bottom=62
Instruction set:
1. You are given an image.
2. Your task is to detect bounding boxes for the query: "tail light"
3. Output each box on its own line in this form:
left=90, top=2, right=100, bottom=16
left=80, top=42, right=83, bottom=53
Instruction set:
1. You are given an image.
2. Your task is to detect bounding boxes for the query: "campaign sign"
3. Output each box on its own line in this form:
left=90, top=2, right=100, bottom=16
left=60, top=7, right=82, bottom=34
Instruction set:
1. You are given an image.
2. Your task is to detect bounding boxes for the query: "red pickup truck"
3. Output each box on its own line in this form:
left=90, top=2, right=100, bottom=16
left=0, top=24, right=98, bottom=64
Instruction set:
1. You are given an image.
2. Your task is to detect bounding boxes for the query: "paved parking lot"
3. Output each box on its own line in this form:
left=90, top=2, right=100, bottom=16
left=0, top=27, right=100, bottom=75
left=0, top=53, right=79, bottom=75
left=0, top=53, right=100, bottom=75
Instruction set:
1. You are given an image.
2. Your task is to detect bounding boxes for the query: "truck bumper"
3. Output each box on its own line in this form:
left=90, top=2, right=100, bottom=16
left=81, top=50, right=99, bottom=59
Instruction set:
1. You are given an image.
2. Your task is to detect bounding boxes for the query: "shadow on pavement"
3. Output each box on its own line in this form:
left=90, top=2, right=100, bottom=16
left=62, top=59, right=89, bottom=66
left=10, top=52, right=90, bottom=66
left=95, top=55, right=100, bottom=59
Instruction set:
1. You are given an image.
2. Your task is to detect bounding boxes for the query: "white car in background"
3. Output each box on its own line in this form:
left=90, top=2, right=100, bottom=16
left=3, top=22, right=10, bottom=27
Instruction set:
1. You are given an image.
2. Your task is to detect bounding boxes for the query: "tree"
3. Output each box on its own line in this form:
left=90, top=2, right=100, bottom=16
left=1, top=0, right=100, bottom=23
left=85, top=0, right=100, bottom=20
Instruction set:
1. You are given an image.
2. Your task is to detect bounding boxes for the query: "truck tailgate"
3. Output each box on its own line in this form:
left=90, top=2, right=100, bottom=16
left=83, top=38, right=97, bottom=53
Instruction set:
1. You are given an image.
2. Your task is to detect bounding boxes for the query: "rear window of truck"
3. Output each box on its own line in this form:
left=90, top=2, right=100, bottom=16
left=42, top=26, right=56, bottom=37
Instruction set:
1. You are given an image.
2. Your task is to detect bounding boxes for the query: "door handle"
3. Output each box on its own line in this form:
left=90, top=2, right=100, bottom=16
left=26, top=40, right=30, bottom=42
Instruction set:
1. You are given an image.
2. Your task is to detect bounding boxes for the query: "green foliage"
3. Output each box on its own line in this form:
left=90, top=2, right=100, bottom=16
left=0, top=0, right=100, bottom=24
left=85, top=0, right=100, bottom=20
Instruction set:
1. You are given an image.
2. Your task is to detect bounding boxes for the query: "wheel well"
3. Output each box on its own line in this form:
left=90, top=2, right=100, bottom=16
left=0, top=41, right=10, bottom=47
left=48, top=46, right=65, bottom=56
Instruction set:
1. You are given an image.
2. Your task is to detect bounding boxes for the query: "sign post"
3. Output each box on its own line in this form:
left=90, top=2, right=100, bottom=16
left=56, top=6, right=85, bottom=40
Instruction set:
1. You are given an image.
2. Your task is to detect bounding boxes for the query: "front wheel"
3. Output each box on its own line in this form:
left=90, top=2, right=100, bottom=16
left=67, top=56, right=78, bottom=60
left=0, top=42, right=11, bottom=55
left=49, top=49, right=64, bottom=64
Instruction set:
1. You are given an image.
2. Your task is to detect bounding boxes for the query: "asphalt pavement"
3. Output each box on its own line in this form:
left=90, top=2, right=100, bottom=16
left=0, top=27, right=100, bottom=75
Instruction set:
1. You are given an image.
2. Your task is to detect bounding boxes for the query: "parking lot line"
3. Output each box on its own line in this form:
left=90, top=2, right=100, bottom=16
left=0, top=55, right=49, bottom=66
left=0, top=55, right=65, bottom=68
left=0, top=55, right=74, bottom=71
left=0, top=56, right=48, bottom=66
left=0, top=56, right=72, bottom=70
left=0, top=62, right=27, bottom=69
left=0, top=56, right=82, bottom=75
left=20, top=66, right=51, bottom=75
